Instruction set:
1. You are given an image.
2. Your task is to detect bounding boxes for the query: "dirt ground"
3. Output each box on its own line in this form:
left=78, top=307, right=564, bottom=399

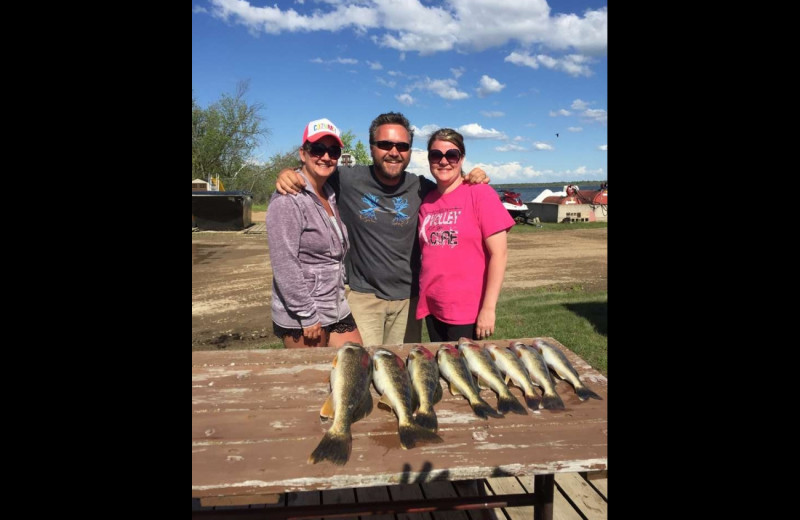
left=192, top=211, right=607, bottom=351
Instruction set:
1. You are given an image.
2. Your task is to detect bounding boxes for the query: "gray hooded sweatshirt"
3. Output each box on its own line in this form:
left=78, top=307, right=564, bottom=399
left=266, top=169, right=350, bottom=329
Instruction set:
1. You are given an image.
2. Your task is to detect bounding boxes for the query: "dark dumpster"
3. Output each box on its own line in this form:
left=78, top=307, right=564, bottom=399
left=192, top=191, right=253, bottom=231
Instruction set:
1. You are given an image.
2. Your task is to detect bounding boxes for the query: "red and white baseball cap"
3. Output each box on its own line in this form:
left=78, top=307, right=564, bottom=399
left=302, top=118, right=343, bottom=146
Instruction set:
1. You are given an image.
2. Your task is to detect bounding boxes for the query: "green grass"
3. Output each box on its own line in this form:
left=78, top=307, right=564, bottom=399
left=416, top=284, right=607, bottom=375
left=252, top=203, right=267, bottom=212
left=508, top=221, right=607, bottom=233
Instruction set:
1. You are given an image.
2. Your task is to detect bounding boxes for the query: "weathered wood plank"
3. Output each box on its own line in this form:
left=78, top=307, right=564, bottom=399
left=388, top=484, right=434, bottom=520
left=355, top=485, right=395, bottom=520
left=452, top=479, right=498, bottom=520
left=286, top=490, right=321, bottom=520
left=421, top=481, right=469, bottom=520
left=554, top=473, right=607, bottom=520
left=193, top=339, right=607, bottom=500
left=485, top=476, right=531, bottom=520
left=321, top=488, right=357, bottom=520
left=517, top=476, right=583, bottom=520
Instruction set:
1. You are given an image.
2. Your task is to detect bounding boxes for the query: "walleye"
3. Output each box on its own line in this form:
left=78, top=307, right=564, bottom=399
left=509, top=341, right=566, bottom=410
left=485, top=343, right=541, bottom=411
left=436, top=343, right=502, bottom=419
left=308, top=342, right=374, bottom=466
left=458, top=338, right=526, bottom=415
left=532, top=339, right=602, bottom=401
left=406, top=345, right=443, bottom=432
left=372, top=348, right=442, bottom=449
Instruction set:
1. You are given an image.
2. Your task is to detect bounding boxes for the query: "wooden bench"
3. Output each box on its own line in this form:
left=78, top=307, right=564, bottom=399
left=192, top=339, right=607, bottom=520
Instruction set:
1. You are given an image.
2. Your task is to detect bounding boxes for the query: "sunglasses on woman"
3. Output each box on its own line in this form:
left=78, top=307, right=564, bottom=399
left=307, top=143, right=342, bottom=159
left=428, top=149, right=462, bottom=164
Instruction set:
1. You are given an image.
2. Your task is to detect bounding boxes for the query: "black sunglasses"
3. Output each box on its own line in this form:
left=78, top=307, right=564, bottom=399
left=428, top=149, right=462, bottom=163
left=373, top=140, right=411, bottom=152
left=307, top=142, right=342, bottom=159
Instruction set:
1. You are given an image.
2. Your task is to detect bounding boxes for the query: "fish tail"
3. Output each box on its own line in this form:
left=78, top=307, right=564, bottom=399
left=498, top=393, right=527, bottom=415
left=307, top=430, right=351, bottom=466
left=470, top=397, right=503, bottom=419
left=415, top=408, right=438, bottom=433
left=576, top=384, right=602, bottom=401
left=523, top=392, right=540, bottom=411
left=541, top=391, right=566, bottom=410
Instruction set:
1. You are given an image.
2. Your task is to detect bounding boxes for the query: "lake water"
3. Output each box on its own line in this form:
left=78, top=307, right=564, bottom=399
left=496, top=185, right=604, bottom=203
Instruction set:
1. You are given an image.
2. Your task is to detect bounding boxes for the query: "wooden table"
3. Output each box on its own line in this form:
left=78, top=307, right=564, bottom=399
left=192, top=338, right=607, bottom=519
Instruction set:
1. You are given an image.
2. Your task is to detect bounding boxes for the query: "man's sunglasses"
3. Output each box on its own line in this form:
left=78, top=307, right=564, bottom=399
left=428, top=149, right=462, bottom=164
left=307, top=143, right=342, bottom=159
left=373, top=140, right=411, bottom=152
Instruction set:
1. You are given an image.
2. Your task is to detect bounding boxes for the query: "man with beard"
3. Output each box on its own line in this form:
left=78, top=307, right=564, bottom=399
left=276, top=112, right=488, bottom=347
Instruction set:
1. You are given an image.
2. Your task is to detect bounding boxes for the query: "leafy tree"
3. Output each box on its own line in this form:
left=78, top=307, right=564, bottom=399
left=340, top=130, right=372, bottom=166
left=351, top=141, right=371, bottom=165
left=192, top=80, right=270, bottom=183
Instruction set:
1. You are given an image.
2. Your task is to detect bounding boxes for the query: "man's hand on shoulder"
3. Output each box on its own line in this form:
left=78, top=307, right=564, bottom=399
left=463, top=167, right=490, bottom=185
left=276, top=168, right=306, bottom=195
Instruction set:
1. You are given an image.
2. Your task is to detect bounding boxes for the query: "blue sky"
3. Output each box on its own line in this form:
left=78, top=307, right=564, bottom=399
left=192, top=0, right=607, bottom=184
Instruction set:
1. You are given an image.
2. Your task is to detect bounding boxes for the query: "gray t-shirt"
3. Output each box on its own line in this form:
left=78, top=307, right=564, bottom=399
left=329, top=165, right=436, bottom=300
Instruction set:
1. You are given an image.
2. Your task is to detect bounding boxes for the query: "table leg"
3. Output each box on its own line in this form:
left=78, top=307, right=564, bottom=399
left=533, top=474, right=554, bottom=520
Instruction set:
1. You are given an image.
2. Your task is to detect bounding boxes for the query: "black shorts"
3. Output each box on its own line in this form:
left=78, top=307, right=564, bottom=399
left=273, top=313, right=358, bottom=340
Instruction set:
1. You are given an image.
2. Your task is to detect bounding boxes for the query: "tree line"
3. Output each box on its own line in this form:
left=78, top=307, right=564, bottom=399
left=192, top=80, right=371, bottom=204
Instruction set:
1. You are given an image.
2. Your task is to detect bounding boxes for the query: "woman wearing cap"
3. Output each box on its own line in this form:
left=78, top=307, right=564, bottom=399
left=416, top=128, right=515, bottom=342
left=266, top=118, right=363, bottom=348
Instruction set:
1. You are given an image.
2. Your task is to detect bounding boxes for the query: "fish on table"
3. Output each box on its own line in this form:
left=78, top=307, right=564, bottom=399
left=308, top=342, right=374, bottom=466
left=532, top=338, right=602, bottom=401
left=406, top=345, right=443, bottom=433
left=372, top=348, right=443, bottom=449
left=458, top=338, right=527, bottom=415
left=509, top=341, right=566, bottom=410
left=485, top=342, right=541, bottom=411
left=436, top=343, right=502, bottom=419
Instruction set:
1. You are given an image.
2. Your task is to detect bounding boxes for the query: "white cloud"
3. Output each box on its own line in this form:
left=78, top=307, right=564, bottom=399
left=481, top=110, right=505, bottom=118
left=505, top=51, right=593, bottom=77
left=571, top=99, right=590, bottom=110
left=207, top=1, right=607, bottom=76
left=451, top=66, right=466, bottom=78
left=476, top=75, right=506, bottom=98
left=411, top=124, right=443, bottom=139
left=582, top=108, right=607, bottom=124
left=567, top=126, right=583, bottom=132
left=367, top=60, right=383, bottom=70
left=513, top=136, right=525, bottom=142
left=457, top=123, right=506, bottom=139
left=549, top=109, right=571, bottom=117
left=598, top=144, right=607, bottom=151
left=496, top=144, right=526, bottom=152
left=396, top=93, right=415, bottom=105
left=376, top=77, right=396, bottom=88
left=531, top=142, right=554, bottom=151
left=410, top=77, right=469, bottom=100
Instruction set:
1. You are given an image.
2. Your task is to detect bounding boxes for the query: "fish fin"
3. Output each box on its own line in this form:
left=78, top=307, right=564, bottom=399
left=433, top=381, right=443, bottom=404
left=541, top=392, right=566, bottom=410
left=398, top=422, right=443, bottom=449
left=470, top=397, right=502, bottom=419
left=523, top=393, right=540, bottom=411
left=351, top=390, right=373, bottom=423
left=476, top=375, right=491, bottom=390
left=576, top=384, right=603, bottom=401
left=410, top=387, right=420, bottom=413
left=415, top=408, right=438, bottom=433
left=378, top=393, right=394, bottom=413
left=448, top=382, right=464, bottom=397
left=319, top=393, right=335, bottom=419
left=308, top=430, right=351, bottom=466
left=497, top=392, right=527, bottom=415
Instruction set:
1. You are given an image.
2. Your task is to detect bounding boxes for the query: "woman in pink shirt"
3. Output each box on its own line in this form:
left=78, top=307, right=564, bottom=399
left=416, top=128, right=515, bottom=342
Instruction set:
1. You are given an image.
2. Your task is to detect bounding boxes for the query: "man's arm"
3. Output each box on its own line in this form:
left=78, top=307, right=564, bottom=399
left=462, top=167, right=490, bottom=185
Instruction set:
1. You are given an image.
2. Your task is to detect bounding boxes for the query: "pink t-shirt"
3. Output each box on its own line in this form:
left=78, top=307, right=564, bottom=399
left=416, top=183, right=515, bottom=324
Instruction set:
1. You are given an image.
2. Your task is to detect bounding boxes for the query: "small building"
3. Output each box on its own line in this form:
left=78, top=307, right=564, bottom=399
left=192, top=178, right=212, bottom=191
